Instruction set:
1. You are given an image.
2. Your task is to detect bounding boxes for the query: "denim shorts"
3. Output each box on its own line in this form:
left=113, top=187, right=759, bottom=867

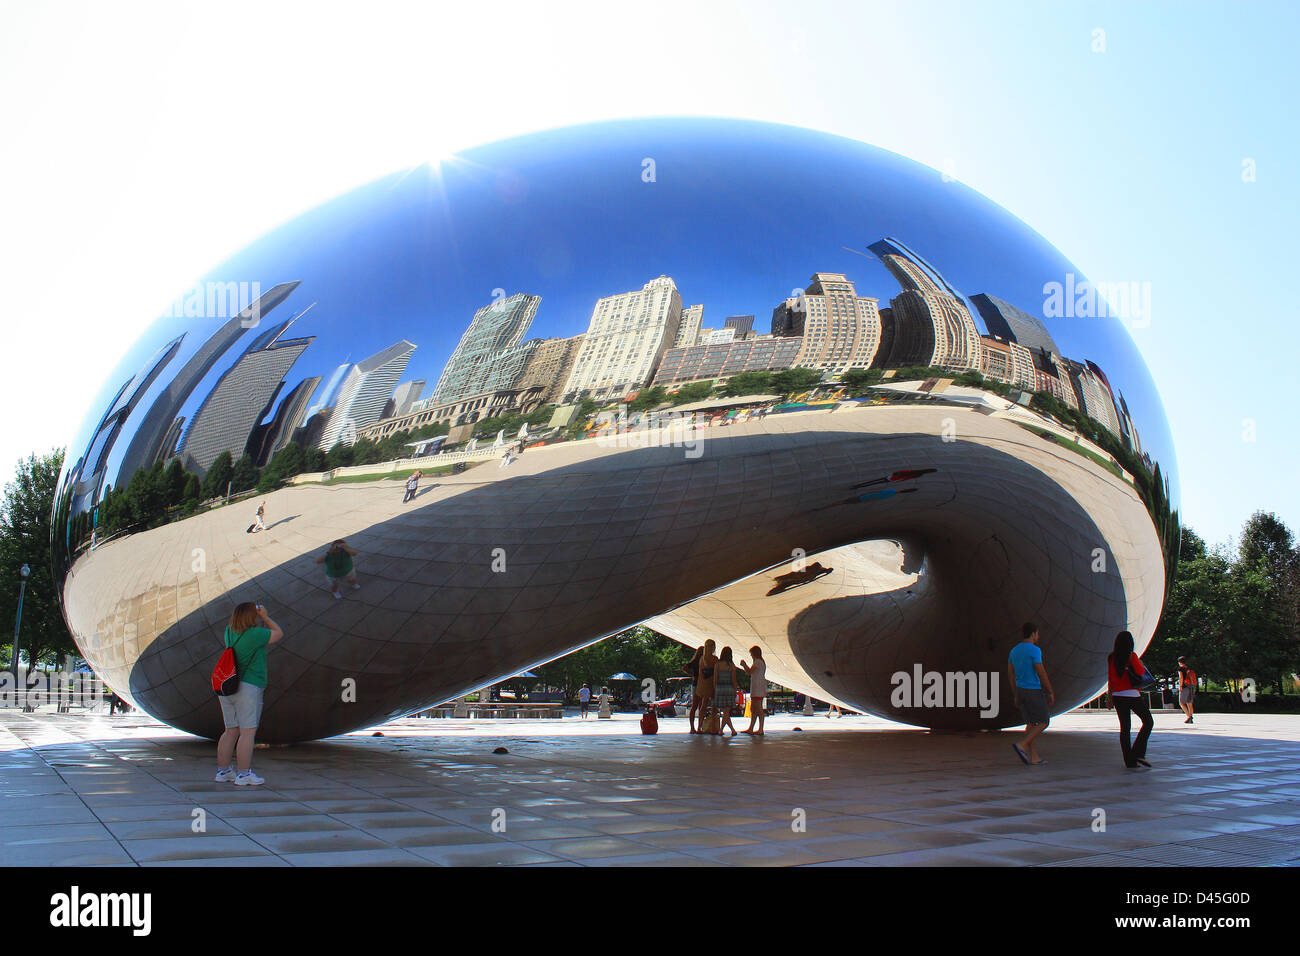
left=219, top=682, right=265, bottom=729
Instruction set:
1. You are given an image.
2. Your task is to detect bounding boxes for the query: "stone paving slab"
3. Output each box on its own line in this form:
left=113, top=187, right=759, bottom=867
left=2, top=708, right=1299, bottom=867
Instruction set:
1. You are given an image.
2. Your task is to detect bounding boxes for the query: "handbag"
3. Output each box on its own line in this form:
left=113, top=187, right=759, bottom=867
left=1125, top=659, right=1159, bottom=693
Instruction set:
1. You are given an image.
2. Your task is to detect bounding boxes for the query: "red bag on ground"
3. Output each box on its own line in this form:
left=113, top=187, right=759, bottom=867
left=640, top=708, right=658, bottom=735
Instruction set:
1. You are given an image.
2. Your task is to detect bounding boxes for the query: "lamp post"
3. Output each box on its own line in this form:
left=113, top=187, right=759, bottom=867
left=10, top=563, right=29, bottom=678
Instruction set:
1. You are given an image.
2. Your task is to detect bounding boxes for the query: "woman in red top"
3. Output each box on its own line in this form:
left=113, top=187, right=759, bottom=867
left=1107, top=630, right=1154, bottom=770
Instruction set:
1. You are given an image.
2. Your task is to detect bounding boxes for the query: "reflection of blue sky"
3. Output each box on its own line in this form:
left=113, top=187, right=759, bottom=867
left=74, top=118, right=1175, bottom=502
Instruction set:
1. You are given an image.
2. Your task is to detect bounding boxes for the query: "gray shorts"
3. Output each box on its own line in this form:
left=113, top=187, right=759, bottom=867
left=1017, top=687, right=1050, bottom=725
left=1179, top=686, right=1196, bottom=704
left=219, top=682, right=265, bottom=729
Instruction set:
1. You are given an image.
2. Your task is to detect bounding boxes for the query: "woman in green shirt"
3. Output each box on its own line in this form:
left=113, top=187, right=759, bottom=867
left=215, top=602, right=283, bottom=786
left=315, top=539, right=360, bottom=598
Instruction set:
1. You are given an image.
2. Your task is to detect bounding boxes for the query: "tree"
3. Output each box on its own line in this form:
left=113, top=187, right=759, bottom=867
left=841, top=368, right=883, bottom=395
left=0, top=450, right=77, bottom=670
left=721, top=371, right=773, bottom=397
left=770, top=367, right=824, bottom=395
left=229, top=453, right=260, bottom=494
left=671, top=381, right=715, bottom=404
left=629, top=387, right=667, bottom=412
left=202, top=451, right=234, bottom=500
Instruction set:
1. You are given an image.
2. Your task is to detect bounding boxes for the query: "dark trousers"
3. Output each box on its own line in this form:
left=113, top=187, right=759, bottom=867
left=1114, top=695, right=1153, bottom=766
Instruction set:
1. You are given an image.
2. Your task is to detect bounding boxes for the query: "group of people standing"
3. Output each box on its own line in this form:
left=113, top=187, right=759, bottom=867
left=682, top=640, right=767, bottom=736
left=1009, top=622, right=1200, bottom=771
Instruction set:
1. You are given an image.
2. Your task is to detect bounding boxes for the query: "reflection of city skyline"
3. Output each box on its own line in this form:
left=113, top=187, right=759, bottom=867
left=67, top=229, right=1147, bottom=518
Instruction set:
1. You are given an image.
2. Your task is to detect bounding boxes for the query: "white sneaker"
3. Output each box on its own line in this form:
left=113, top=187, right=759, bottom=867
left=234, top=770, right=264, bottom=786
left=214, top=767, right=236, bottom=783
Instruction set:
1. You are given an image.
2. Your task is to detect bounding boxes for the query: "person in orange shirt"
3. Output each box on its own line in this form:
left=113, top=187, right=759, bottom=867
left=1107, top=630, right=1155, bottom=770
left=1177, top=655, right=1197, bottom=724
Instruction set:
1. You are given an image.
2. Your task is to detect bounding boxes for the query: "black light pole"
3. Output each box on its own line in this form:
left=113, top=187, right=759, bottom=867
left=10, top=563, right=30, bottom=677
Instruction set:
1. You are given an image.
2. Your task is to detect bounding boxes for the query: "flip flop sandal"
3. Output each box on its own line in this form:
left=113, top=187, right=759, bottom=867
left=1013, top=744, right=1030, bottom=764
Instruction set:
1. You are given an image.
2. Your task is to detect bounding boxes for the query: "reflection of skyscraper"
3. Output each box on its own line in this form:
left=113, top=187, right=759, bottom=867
left=72, top=335, right=184, bottom=508
left=305, top=361, right=351, bottom=425
left=116, top=281, right=300, bottom=483
left=432, top=293, right=541, bottom=404
left=516, top=335, right=584, bottom=404
left=562, top=276, right=683, bottom=402
left=674, top=304, right=703, bottom=348
left=249, top=376, right=321, bottom=466
left=869, top=239, right=980, bottom=371
left=318, top=340, right=416, bottom=449
left=979, top=335, right=1036, bottom=389
left=390, top=380, right=425, bottom=419
left=773, top=274, right=881, bottom=375
left=179, top=318, right=315, bottom=476
left=1065, top=359, right=1120, bottom=437
left=724, top=315, right=755, bottom=339
left=970, top=293, right=1061, bottom=356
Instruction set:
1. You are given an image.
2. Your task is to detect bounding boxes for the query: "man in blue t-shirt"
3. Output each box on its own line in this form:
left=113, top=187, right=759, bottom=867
left=1008, top=622, right=1055, bottom=766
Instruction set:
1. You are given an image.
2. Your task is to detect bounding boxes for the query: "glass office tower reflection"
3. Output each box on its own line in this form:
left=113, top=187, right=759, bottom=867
left=53, top=119, right=1178, bottom=743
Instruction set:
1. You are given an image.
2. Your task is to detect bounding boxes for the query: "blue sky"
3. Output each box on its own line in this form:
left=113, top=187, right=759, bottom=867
left=3, top=0, right=1296, bottom=548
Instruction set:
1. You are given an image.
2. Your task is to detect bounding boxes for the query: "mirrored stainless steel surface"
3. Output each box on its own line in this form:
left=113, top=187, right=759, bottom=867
left=53, top=119, right=1178, bottom=741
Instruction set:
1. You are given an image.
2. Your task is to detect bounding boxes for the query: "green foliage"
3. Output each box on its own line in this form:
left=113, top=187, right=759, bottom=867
left=721, top=370, right=773, bottom=397
left=1149, top=516, right=1300, bottom=694
left=0, top=450, right=77, bottom=668
left=201, top=451, right=234, bottom=500
left=841, top=368, right=884, bottom=395
left=230, top=452, right=260, bottom=493
left=769, top=367, right=824, bottom=395
left=670, top=380, right=716, bottom=404
left=628, top=386, right=667, bottom=411
left=532, top=626, right=696, bottom=704
left=258, top=442, right=306, bottom=492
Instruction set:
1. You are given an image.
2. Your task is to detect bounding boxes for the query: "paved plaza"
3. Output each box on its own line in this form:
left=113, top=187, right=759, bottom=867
left=2, top=708, right=1298, bottom=867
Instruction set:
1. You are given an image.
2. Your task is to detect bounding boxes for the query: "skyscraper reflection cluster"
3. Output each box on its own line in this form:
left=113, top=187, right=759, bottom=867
left=68, top=235, right=1144, bottom=525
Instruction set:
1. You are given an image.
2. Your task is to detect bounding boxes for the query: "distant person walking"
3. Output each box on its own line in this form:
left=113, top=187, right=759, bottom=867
left=403, top=471, right=421, bottom=503
left=740, top=646, right=767, bottom=735
left=315, top=539, right=360, bottom=598
left=1177, top=656, right=1197, bottom=724
left=683, top=646, right=704, bottom=733
left=253, top=500, right=267, bottom=532
left=1108, top=630, right=1155, bottom=770
left=1008, top=622, right=1054, bottom=766
left=215, top=602, right=283, bottom=786
left=578, top=683, right=591, bottom=719
left=712, top=646, right=739, bottom=737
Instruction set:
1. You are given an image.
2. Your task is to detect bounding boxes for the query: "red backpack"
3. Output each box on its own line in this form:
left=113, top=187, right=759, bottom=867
left=640, top=707, right=659, bottom=735
left=211, top=631, right=247, bottom=696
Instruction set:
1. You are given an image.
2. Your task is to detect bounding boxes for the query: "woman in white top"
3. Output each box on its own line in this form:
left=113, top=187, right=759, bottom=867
left=739, top=646, right=768, bottom=735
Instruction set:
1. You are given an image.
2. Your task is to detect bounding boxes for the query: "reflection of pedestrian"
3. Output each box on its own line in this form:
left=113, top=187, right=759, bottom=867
left=1176, top=656, right=1197, bottom=724
left=403, top=470, right=421, bottom=503
left=1108, top=630, right=1154, bottom=770
left=253, top=501, right=267, bottom=532
left=1009, top=622, right=1054, bottom=766
left=315, top=539, right=360, bottom=598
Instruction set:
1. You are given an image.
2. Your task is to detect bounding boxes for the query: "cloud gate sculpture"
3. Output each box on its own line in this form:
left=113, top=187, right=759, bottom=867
left=53, top=119, right=1178, bottom=742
